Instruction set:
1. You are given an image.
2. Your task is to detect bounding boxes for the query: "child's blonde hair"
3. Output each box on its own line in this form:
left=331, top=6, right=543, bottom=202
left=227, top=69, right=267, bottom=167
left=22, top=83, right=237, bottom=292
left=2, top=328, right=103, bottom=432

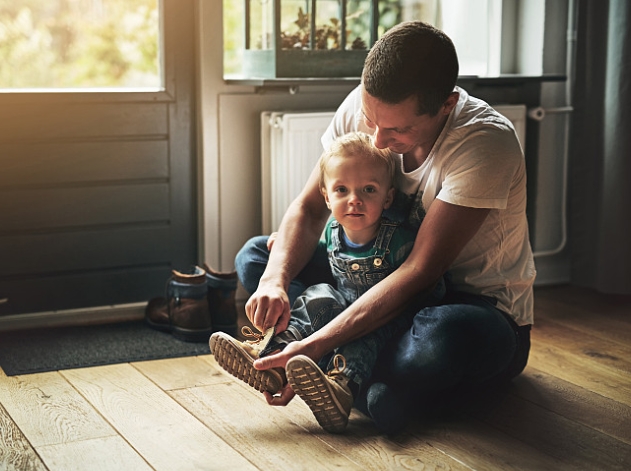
left=319, top=132, right=397, bottom=190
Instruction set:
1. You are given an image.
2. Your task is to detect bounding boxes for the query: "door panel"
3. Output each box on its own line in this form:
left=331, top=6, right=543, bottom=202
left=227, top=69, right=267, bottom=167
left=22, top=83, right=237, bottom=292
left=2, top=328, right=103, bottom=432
left=0, top=141, right=169, bottom=185
left=2, top=102, right=168, bottom=139
left=2, top=184, right=170, bottom=231
left=1, top=268, right=170, bottom=314
left=0, top=0, right=197, bottom=316
left=1, top=226, right=171, bottom=276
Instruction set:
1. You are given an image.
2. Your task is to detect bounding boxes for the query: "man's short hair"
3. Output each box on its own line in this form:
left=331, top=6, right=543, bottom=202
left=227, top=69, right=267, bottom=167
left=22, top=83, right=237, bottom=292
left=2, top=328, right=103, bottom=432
left=362, top=21, right=459, bottom=116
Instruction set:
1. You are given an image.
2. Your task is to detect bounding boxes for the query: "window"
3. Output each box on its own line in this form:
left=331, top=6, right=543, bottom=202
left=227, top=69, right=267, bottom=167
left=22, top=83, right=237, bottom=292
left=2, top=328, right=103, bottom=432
left=223, top=0, right=404, bottom=78
left=439, top=0, right=503, bottom=77
left=223, top=0, right=538, bottom=79
left=0, top=0, right=161, bottom=90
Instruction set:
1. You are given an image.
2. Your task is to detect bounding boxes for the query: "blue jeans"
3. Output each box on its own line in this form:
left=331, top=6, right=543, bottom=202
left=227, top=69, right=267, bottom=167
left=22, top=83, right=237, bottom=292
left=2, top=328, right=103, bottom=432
left=273, top=283, right=421, bottom=389
left=235, top=236, right=530, bottom=397
left=236, top=236, right=336, bottom=307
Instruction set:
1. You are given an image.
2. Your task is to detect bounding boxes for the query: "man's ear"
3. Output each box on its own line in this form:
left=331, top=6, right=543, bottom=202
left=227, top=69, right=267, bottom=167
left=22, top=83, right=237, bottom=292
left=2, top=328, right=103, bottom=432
left=383, top=187, right=395, bottom=209
left=442, top=91, right=460, bottom=115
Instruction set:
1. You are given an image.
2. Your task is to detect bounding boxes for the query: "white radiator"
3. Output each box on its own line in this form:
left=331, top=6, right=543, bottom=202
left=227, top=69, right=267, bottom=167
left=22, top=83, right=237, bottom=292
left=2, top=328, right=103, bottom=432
left=261, top=111, right=335, bottom=233
left=495, top=104, right=527, bottom=152
left=260, top=105, right=526, bottom=234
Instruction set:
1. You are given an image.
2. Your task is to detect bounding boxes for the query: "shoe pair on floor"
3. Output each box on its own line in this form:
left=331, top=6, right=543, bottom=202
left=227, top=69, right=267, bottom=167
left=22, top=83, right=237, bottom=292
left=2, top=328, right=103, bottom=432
left=209, top=329, right=354, bottom=433
left=145, top=265, right=238, bottom=342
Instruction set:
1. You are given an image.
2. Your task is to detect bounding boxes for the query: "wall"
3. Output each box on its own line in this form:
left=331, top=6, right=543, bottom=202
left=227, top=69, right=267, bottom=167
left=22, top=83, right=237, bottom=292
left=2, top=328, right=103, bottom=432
left=530, top=0, right=574, bottom=284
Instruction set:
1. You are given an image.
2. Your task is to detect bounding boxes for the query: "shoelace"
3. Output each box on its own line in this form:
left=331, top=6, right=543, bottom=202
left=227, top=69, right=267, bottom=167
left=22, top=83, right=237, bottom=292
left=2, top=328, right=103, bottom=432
left=326, top=354, right=353, bottom=391
left=328, top=354, right=347, bottom=377
left=241, top=326, right=264, bottom=344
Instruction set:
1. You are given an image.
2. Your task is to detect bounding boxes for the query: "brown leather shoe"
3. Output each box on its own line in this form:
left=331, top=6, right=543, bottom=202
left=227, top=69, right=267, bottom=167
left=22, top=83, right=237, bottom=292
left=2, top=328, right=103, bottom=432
left=145, top=266, right=212, bottom=343
left=204, top=264, right=238, bottom=337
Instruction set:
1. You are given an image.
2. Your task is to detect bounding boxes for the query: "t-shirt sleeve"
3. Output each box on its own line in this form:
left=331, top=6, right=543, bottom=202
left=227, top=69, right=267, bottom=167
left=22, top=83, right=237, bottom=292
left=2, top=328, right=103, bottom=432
left=386, top=225, right=416, bottom=267
left=437, top=126, right=524, bottom=210
left=321, top=86, right=363, bottom=151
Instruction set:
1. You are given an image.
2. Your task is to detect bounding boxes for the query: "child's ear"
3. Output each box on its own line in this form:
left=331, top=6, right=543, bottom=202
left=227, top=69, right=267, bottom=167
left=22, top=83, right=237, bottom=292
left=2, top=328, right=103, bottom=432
left=321, top=188, right=332, bottom=209
left=383, top=187, right=395, bottom=209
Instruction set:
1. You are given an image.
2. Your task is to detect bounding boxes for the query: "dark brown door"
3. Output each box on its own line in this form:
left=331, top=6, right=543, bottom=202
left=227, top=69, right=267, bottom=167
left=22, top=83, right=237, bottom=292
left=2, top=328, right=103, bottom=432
left=0, top=0, right=198, bottom=315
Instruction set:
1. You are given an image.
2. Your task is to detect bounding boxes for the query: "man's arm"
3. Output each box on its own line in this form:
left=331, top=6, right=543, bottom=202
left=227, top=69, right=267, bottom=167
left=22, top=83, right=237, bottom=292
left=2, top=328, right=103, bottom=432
left=255, top=199, right=491, bottom=365
left=246, top=162, right=330, bottom=333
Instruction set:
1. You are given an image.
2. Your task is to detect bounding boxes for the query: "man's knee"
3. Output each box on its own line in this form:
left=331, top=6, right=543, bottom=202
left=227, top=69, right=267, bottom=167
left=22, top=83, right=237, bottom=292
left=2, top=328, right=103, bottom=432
left=235, top=235, right=270, bottom=294
left=385, top=305, right=492, bottom=384
left=389, top=326, right=448, bottom=384
left=235, top=236, right=269, bottom=263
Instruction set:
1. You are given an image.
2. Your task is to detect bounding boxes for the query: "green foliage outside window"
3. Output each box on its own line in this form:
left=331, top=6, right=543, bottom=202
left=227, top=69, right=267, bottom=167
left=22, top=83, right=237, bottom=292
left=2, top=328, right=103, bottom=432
left=223, top=0, right=243, bottom=77
left=0, top=0, right=160, bottom=89
left=222, top=0, right=402, bottom=77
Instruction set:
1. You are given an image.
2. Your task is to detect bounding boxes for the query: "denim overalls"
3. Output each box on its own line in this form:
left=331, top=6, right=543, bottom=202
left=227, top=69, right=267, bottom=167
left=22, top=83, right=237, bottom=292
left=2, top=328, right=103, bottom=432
left=328, top=218, right=399, bottom=304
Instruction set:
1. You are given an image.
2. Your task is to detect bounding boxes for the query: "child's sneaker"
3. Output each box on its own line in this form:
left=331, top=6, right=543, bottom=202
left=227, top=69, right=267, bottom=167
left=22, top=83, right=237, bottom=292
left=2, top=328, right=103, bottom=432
left=209, top=326, right=285, bottom=394
left=286, top=354, right=353, bottom=433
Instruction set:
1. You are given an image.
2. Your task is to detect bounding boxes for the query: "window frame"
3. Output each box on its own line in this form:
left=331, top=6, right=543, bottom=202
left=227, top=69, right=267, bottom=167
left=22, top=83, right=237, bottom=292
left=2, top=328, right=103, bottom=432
left=0, top=0, right=168, bottom=104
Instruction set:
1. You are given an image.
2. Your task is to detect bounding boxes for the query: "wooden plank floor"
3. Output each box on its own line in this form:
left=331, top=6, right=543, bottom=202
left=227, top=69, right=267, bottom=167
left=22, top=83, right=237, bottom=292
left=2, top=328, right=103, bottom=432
left=1, top=285, right=630, bottom=471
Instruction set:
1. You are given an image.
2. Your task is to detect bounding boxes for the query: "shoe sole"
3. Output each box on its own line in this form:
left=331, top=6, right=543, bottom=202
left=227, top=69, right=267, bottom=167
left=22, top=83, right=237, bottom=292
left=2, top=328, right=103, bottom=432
left=209, top=332, right=284, bottom=394
left=286, top=355, right=349, bottom=433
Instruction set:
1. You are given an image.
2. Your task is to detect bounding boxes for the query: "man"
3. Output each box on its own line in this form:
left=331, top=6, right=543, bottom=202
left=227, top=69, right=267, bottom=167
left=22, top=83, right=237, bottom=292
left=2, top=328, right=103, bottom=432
left=234, top=21, right=535, bottom=433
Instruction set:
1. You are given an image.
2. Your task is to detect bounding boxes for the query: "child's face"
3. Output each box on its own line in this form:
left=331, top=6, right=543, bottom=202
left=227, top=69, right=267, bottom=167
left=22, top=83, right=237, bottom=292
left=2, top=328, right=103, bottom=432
left=321, top=153, right=394, bottom=244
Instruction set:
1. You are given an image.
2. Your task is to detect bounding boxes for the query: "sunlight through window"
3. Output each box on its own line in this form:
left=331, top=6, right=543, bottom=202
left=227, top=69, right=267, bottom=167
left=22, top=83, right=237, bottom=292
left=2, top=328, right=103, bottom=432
left=0, top=0, right=161, bottom=90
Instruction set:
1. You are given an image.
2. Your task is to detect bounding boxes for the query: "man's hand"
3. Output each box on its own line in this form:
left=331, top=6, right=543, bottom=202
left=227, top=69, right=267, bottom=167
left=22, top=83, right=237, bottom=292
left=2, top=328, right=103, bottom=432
left=245, top=283, right=292, bottom=332
left=262, top=383, right=295, bottom=406
left=254, top=340, right=321, bottom=370
left=243, top=232, right=289, bottom=332
left=255, top=340, right=320, bottom=407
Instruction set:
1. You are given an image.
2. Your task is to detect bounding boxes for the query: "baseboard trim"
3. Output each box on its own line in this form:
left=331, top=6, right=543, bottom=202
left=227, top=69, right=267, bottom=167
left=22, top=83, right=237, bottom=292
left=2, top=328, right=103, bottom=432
left=0, top=303, right=145, bottom=332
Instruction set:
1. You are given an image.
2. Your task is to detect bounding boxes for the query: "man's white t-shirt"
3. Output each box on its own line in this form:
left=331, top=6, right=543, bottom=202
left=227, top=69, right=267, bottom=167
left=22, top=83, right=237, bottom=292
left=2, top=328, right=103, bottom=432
left=321, top=86, right=536, bottom=326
